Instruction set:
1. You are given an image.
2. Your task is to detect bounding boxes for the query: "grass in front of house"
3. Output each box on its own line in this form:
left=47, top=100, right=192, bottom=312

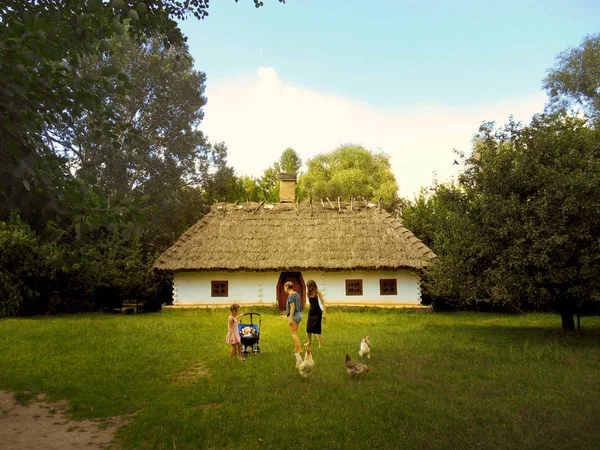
left=1, top=308, right=600, bottom=449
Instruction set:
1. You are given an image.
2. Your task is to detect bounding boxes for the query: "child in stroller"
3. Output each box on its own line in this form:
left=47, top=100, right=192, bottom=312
left=238, top=312, right=261, bottom=354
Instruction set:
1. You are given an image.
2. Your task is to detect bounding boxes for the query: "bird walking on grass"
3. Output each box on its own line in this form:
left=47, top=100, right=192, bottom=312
left=359, top=336, right=371, bottom=359
left=345, top=354, right=369, bottom=377
left=298, top=348, right=315, bottom=379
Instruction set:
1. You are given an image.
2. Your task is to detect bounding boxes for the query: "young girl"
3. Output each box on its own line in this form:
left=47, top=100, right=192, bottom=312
left=226, top=304, right=245, bottom=361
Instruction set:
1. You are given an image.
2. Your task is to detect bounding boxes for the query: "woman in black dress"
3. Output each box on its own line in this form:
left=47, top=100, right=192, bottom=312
left=304, top=280, right=327, bottom=348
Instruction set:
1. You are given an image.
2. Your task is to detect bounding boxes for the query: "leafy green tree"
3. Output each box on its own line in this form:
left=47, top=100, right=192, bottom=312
left=232, top=148, right=304, bottom=203
left=257, top=165, right=280, bottom=203
left=0, top=0, right=284, bottom=238
left=0, top=0, right=286, bottom=315
left=402, top=180, right=490, bottom=308
left=238, top=176, right=263, bottom=202
left=543, top=33, right=600, bottom=118
left=279, top=148, right=302, bottom=173
left=401, top=184, right=463, bottom=250
left=409, top=113, right=600, bottom=330
left=299, top=144, right=401, bottom=211
left=0, top=1, right=211, bottom=227
left=55, top=31, right=210, bottom=198
left=47, top=30, right=215, bottom=252
left=204, top=142, right=248, bottom=204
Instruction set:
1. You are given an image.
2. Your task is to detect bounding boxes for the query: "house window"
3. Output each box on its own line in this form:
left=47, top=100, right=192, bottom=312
left=345, top=279, right=363, bottom=296
left=211, top=281, right=228, bottom=297
left=380, top=279, right=397, bottom=295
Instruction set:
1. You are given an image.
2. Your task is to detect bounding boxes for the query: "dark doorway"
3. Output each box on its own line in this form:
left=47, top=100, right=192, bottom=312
left=277, top=272, right=305, bottom=311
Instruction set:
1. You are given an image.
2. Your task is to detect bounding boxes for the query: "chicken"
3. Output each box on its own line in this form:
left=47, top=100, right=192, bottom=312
left=359, top=336, right=371, bottom=359
left=345, top=354, right=369, bottom=377
left=295, top=352, right=303, bottom=369
left=298, top=348, right=315, bottom=379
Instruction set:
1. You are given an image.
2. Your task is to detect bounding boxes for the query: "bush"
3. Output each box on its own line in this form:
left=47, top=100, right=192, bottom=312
left=60, top=235, right=171, bottom=311
left=0, top=214, right=173, bottom=317
left=0, top=215, right=57, bottom=317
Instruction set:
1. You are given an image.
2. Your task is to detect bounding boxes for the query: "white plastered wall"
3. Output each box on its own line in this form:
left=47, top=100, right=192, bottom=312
left=173, top=270, right=421, bottom=306
left=301, top=270, right=421, bottom=305
left=174, top=271, right=280, bottom=306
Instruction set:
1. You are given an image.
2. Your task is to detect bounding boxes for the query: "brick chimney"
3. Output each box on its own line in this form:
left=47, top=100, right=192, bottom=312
left=279, top=172, right=296, bottom=203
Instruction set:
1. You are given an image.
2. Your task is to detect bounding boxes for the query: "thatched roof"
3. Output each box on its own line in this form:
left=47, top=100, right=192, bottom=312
left=153, top=201, right=436, bottom=273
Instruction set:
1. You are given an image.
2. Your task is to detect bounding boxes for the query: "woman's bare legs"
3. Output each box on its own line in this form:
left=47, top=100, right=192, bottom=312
left=289, top=321, right=302, bottom=353
left=304, top=332, right=312, bottom=347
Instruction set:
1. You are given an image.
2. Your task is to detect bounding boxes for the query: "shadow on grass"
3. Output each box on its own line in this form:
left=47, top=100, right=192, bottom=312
left=429, top=320, right=600, bottom=350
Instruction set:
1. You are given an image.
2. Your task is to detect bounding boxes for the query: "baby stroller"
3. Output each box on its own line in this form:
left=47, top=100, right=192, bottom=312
left=238, top=312, right=261, bottom=355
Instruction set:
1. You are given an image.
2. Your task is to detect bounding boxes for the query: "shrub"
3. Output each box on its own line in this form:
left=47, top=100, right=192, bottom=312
left=0, top=214, right=57, bottom=317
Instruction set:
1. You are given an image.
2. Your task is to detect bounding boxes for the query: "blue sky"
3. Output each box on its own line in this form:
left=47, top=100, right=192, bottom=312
left=178, top=1, right=600, bottom=198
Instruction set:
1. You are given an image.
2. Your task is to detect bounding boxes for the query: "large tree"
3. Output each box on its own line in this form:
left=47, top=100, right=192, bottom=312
left=299, top=144, right=401, bottom=211
left=203, top=142, right=247, bottom=205
left=1, top=1, right=207, bottom=226
left=0, top=0, right=285, bottom=237
left=0, top=0, right=286, bottom=315
left=404, top=113, right=600, bottom=330
left=55, top=31, right=210, bottom=197
left=543, top=33, right=600, bottom=119
left=48, top=30, right=215, bottom=251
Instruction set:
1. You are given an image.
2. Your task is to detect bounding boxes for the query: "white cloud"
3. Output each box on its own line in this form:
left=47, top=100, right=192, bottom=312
left=202, top=67, right=548, bottom=199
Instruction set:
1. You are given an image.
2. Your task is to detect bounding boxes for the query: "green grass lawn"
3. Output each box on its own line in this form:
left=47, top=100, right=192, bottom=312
left=1, top=308, right=600, bottom=449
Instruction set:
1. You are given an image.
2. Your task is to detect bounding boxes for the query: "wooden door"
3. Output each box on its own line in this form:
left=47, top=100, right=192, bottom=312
left=277, top=272, right=305, bottom=311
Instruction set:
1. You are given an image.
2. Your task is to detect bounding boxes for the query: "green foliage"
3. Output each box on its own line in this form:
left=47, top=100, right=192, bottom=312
left=258, top=164, right=281, bottom=203
left=299, top=144, right=402, bottom=211
left=56, top=31, right=210, bottom=196
left=226, top=148, right=303, bottom=203
left=0, top=215, right=57, bottom=317
left=279, top=147, right=302, bottom=173
left=543, top=33, right=600, bottom=119
left=404, top=113, right=600, bottom=328
left=0, top=0, right=281, bottom=239
left=237, top=175, right=264, bottom=202
left=401, top=184, right=463, bottom=251
left=0, top=212, right=170, bottom=316
left=52, top=29, right=215, bottom=253
left=0, top=0, right=286, bottom=316
left=0, top=1, right=211, bottom=229
left=203, top=142, right=249, bottom=205
left=62, top=234, right=167, bottom=308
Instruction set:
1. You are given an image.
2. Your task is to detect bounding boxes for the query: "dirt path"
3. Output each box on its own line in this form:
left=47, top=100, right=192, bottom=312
left=0, top=391, right=126, bottom=449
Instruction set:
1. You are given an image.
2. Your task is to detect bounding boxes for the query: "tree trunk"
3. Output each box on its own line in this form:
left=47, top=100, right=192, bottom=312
left=560, top=309, right=575, bottom=331
left=558, top=290, right=575, bottom=331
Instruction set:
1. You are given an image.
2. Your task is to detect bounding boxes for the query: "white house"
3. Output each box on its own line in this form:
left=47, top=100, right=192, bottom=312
left=153, top=174, right=436, bottom=310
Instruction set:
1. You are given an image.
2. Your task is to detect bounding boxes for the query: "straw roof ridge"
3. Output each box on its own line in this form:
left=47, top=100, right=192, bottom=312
left=153, top=201, right=437, bottom=273
left=209, top=200, right=383, bottom=212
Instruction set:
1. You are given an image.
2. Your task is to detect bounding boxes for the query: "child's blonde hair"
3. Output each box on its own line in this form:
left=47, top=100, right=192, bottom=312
left=230, top=303, right=240, bottom=313
left=284, top=281, right=294, bottom=290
